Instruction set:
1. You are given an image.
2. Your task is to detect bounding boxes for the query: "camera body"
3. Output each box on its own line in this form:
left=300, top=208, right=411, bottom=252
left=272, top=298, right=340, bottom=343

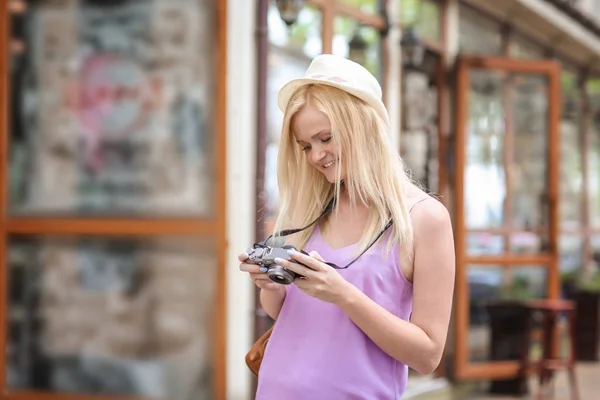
left=245, top=245, right=308, bottom=285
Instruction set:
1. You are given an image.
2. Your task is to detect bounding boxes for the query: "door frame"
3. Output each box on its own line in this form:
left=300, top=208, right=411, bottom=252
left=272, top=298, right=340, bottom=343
left=453, top=55, right=561, bottom=380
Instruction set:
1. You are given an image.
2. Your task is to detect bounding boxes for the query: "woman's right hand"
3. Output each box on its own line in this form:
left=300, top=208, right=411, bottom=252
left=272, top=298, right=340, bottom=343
left=239, top=252, right=285, bottom=292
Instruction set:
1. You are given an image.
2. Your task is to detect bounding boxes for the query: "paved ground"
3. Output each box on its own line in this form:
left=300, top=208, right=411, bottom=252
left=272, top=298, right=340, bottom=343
left=411, top=362, right=599, bottom=400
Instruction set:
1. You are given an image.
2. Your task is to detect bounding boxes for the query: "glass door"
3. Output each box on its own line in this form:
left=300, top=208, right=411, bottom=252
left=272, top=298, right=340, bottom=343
left=453, top=56, right=561, bottom=380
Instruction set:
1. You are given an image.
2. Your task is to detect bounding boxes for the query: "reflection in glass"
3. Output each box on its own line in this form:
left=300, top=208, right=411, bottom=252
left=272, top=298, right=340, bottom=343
left=7, top=235, right=217, bottom=399
left=510, top=232, right=547, bottom=254
left=333, top=16, right=381, bottom=80
left=587, top=78, right=600, bottom=229
left=465, top=70, right=505, bottom=229
left=560, top=71, right=583, bottom=230
left=465, top=70, right=553, bottom=252
left=467, top=233, right=504, bottom=256
left=458, top=5, right=502, bottom=55
left=468, top=266, right=547, bottom=362
left=9, top=0, right=217, bottom=217
left=559, top=235, right=584, bottom=274
left=511, top=74, right=549, bottom=231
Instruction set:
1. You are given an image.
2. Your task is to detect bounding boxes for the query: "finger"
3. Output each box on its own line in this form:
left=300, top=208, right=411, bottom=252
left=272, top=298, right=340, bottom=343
left=257, top=281, right=282, bottom=291
left=293, top=277, right=310, bottom=290
left=238, top=252, right=249, bottom=262
left=287, top=250, right=324, bottom=271
left=309, top=251, right=325, bottom=262
left=250, top=272, right=270, bottom=281
left=240, top=263, right=263, bottom=273
left=274, top=258, right=315, bottom=278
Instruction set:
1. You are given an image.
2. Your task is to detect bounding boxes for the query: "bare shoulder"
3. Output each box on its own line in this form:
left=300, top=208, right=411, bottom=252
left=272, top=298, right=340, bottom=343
left=404, top=184, right=451, bottom=228
left=409, top=197, right=454, bottom=275
left=398, top=191, right=453, bottom=281
left=410, top=196, right=452, bottom=233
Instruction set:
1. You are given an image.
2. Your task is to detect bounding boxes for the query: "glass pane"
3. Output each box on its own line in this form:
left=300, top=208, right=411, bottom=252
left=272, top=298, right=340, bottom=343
left=591, top=130, right=600, bottom=229
left=559, top=235, right=584, bottom=275
left=7, top=235, right=217, bottom=399
left=265, top=5, right=322, bottom=225
left=587, top=78, right=600, bottom=229
left=415, top=0, right=441, bottom=44
left=468, top=266, right=548, bottom=362
left=465, top=70, right=506, bottom=229
left=510, top=231, right=547, bottom=254
left=339, top=0, right=379, bottom=14
left=511, top=74, right=550, bottom=232
left=560, top=72, right=583, bottom=230
left=467, top=233, right=504, bottom=256
left=592, top=235, right=600, bottom=267
left=458, top=5, right=502, bottom=55
left=333, top=16, right=381, bottom=81
left=9, top=0, right=217, bottom=217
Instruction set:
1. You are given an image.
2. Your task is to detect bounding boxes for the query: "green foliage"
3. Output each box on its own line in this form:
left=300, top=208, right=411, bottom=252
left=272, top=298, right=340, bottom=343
left=402, top=0, right=421, bottom=27
left=499, top=275, right=537, bottom=301
left=561, top=268, right=600, bottom=294
left=561, top=269, right=578, bottom=283
left=415, top=0, right=441, bottom=42
left=578, top=272, right=600, bottom=293
left=339, top=0, right=378, bottom=13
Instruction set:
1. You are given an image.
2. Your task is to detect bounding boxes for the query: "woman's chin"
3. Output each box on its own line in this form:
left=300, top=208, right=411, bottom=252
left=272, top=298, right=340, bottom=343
left=321, top=170, right=343, bottom=184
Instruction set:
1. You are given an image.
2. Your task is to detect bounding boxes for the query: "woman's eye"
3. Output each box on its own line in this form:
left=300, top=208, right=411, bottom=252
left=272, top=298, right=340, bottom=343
left=321, top=136, right=332, bottom=143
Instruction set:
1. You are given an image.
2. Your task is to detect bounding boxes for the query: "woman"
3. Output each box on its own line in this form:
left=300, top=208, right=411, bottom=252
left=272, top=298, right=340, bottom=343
left=240, top=54, right=455, bottom=399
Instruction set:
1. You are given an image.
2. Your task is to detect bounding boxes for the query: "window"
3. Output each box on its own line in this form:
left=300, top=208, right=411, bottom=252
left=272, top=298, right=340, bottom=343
left=6, top=1, right=224, bottom=398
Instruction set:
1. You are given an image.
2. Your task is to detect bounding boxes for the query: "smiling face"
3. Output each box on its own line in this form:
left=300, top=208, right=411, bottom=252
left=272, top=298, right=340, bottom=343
left=292, top=105, right=342, bottom=183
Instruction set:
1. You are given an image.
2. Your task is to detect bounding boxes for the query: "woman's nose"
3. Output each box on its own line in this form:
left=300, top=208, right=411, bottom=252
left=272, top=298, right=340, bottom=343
left=311, top=147, right=326, bottom=164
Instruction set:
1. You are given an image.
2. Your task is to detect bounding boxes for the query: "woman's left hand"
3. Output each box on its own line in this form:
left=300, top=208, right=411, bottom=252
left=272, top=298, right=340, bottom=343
left=274, top=249, right=354, bottom=305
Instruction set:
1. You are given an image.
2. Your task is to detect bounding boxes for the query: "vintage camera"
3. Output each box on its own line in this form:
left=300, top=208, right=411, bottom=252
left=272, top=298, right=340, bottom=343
left=245, top=245, right=308, bottom=285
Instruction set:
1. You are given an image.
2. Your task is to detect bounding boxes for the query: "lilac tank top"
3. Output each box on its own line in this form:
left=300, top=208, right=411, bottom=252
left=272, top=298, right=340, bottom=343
left=256, top=225, right=414, bottom=400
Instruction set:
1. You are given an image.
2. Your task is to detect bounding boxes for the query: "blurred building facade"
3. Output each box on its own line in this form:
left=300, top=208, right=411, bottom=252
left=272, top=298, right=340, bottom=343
left=3, top=1, right=600, bottom=400
left=255, top=0, right=600, bottom=398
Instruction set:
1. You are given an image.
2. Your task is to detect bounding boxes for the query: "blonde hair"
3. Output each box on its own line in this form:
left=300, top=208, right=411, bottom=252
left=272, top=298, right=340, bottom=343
left=273, top=84, right=415, bottom=257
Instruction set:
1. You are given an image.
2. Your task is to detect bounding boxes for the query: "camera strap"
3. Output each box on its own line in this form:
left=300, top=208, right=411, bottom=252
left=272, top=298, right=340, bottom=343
left=257, top=197, right=393, bottom=270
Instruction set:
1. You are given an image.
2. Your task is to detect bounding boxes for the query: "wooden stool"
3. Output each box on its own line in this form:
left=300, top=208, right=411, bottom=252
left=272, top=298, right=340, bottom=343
left=519, top=299, right=579, bottom=400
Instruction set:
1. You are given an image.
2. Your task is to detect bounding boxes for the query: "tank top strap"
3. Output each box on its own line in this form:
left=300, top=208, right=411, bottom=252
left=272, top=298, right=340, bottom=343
left=409, top=196, right=431, bottom=213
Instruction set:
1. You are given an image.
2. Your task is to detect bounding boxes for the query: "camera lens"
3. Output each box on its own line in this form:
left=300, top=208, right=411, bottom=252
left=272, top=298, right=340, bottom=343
left=267, top=266, right=294, bottom=285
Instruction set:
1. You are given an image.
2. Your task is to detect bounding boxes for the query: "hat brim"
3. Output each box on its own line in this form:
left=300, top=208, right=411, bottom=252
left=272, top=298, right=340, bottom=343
left=277, top=78, right=389, bottom=126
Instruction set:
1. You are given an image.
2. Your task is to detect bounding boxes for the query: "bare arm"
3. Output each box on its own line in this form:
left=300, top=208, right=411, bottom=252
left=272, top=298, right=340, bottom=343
left=336, top=200, right=455, bottom=374
left=239, top=254, right=289, bottom=320
left=260, top=286, right=287, bottom=320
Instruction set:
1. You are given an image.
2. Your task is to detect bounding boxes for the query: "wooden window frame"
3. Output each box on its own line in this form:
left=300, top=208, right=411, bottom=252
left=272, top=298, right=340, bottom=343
left=453, top=55, right=561, bottom=380
left=310, top=0, right=388, bottom=54
left=461, top=0, right=600, bottom=277
left=309, top=0, right=388, bottom=89
left=0, top=1, right=228, bottom=399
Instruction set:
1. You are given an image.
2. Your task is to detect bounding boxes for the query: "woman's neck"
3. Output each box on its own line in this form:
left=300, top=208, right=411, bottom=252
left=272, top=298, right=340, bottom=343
left=335, top=190, right=369, bottom=214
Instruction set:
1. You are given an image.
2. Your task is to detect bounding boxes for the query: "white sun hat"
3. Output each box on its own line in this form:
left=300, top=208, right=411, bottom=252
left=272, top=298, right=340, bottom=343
left=277, top=54, right=390, bottom=127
